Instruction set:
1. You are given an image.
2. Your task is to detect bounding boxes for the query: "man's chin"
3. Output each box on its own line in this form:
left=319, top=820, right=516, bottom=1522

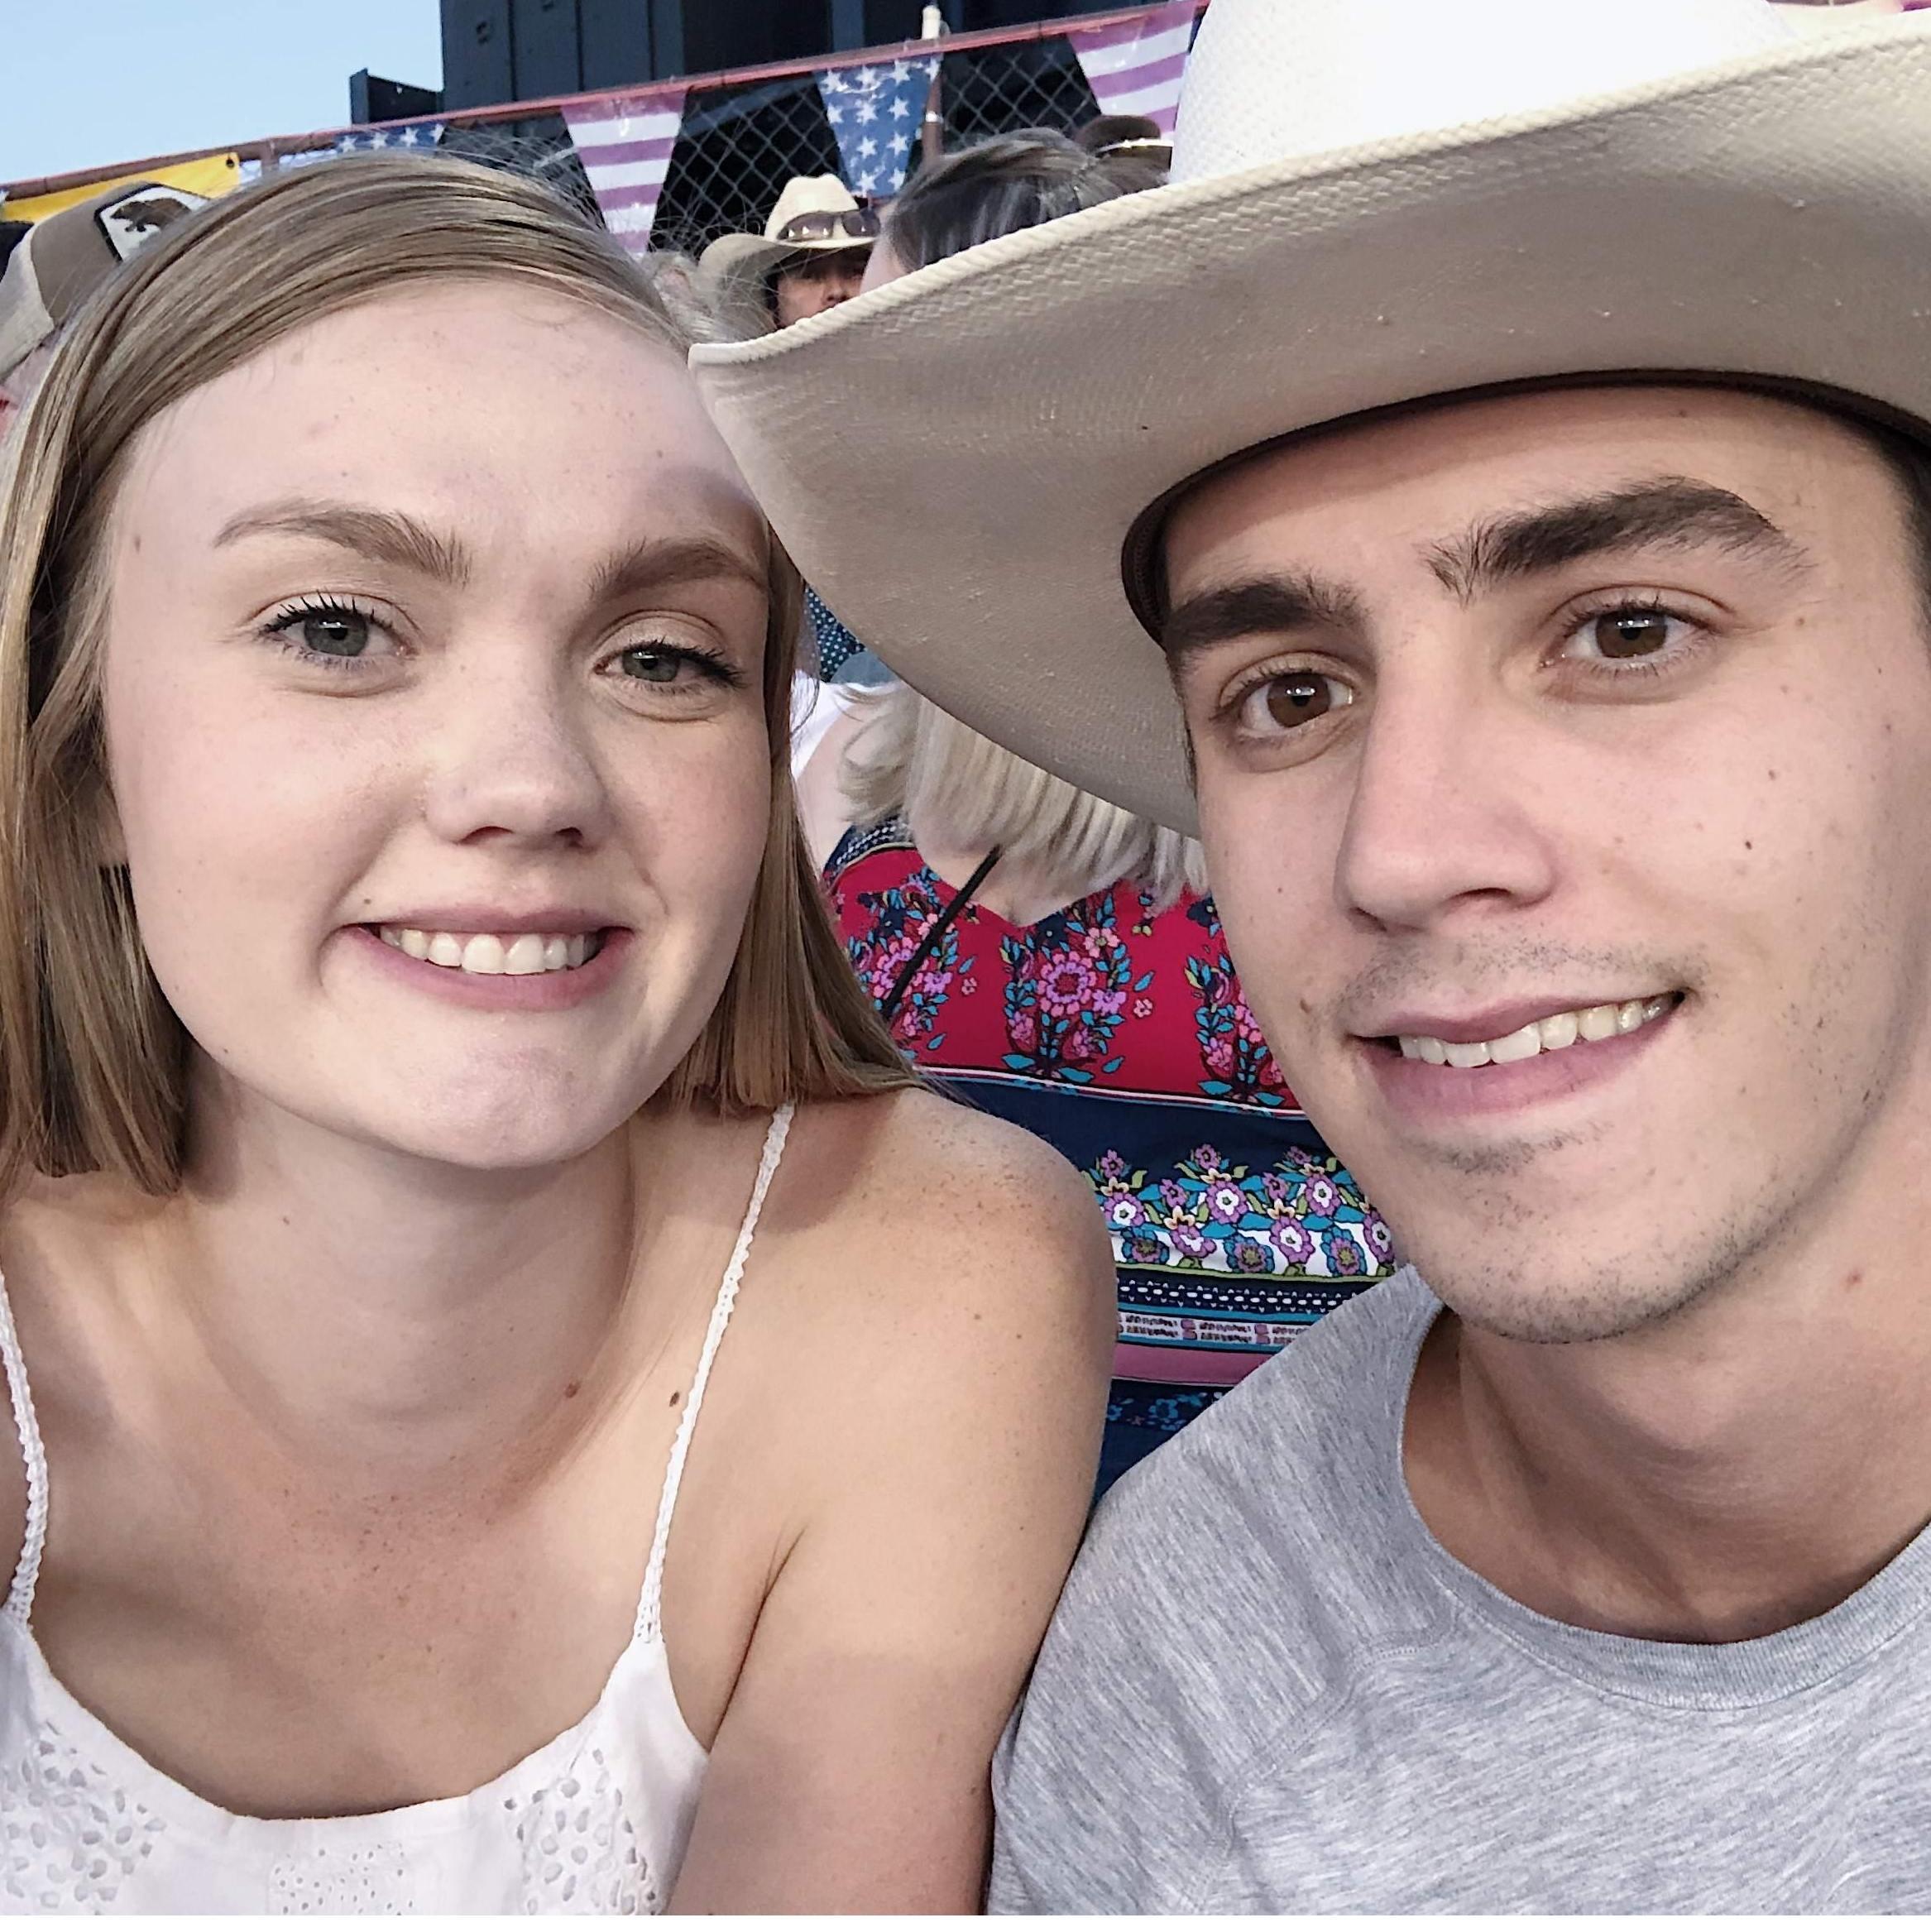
left=1405, top=1239, right=1729, bottom=1347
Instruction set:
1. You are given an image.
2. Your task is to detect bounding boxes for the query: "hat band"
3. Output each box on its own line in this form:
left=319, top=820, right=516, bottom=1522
left=775, top=206, right=880, bottom=247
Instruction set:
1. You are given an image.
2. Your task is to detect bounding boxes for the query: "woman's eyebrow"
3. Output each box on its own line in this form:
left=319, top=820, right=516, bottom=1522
left=213, top=497, right=471, bottom=584
left=587, top=535, right=769, bottom=606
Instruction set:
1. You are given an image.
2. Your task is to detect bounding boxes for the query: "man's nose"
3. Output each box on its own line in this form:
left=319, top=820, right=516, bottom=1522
left=1334, top=669, right=1559, bottom=933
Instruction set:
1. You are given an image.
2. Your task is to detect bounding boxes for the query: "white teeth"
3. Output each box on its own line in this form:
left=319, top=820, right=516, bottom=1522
left=1398, top=995, right=1676, bottom=1070
left=1488, top=1023, right=1543, bottom=1066
left=504, top=934, right=547, bottom=976
left=1537, top=1009, right=1579, bottom=1052
left=376, top=927, right=601, bottom=977
left=463, top=934, right=506, bottom=976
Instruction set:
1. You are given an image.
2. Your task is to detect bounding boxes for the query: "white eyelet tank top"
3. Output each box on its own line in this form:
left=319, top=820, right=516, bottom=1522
left=0, top=1105, right=793, bottom=1915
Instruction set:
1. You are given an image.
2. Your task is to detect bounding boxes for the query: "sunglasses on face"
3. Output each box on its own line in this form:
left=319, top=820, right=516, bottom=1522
left=775, top=206, right=881, bottom=245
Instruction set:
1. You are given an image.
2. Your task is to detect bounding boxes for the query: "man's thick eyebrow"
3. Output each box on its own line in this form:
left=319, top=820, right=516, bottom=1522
left=1161, top=573, right=1368, bottom=665
left=1426, top=477, right=1808, bottom=600
left=213, top=498, right=472, bottom=584
left=588, top=534, right=768, bottom=606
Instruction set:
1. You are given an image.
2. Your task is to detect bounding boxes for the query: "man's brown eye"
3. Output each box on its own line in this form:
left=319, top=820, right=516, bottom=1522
left=1593, top=611, right=1673, bottom=659
left=1259, top=671, right=1348, bottom=731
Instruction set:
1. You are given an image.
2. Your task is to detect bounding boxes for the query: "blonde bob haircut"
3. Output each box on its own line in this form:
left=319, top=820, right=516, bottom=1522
left=841, top=683, right=1205, bottom=913
left=0, top=153, right=913, bottom=1199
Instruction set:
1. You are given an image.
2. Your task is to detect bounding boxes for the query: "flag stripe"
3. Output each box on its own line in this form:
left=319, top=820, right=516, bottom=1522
left=592, top=179, right=675, bottom=213
left=1071, top=19, right=1195, bottom=71
left=563, top=87, right=689, bottom=253
left=1069, top=1, right=1197, bottom=131
left=573, top=151, right=678, bottom=190
left=571, top=135, right=680, bottom=169
left=564, top=113, right=685, bottom=150
left=1095, top=86, right=1181, bottom=129
left=1096, top=48, right=1190, bottom=95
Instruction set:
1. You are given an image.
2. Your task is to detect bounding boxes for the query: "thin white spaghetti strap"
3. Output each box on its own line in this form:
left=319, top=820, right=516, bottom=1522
left=0, top=1275, right=49, bottom=1628
left=636, top=1102, right=794, bottom=1640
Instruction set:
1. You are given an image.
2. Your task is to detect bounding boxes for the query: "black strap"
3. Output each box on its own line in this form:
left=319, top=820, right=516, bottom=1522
left=880, top=846, right=1004, bottom=1025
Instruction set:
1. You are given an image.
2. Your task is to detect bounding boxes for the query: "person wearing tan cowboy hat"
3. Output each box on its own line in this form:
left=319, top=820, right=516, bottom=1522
left=694, top=0, right=1931, bottom=1908
left=697, top=174, right=879, bottom=335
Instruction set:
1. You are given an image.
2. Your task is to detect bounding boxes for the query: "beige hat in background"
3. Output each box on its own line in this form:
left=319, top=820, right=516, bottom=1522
left=0, top=179, right=208, bottom=381
left=692, top=0, right=1931, bottom=832
left=697, top=175, right=879, bottom=333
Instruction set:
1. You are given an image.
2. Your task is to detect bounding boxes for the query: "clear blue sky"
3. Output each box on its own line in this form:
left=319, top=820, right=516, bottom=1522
left=2, top=0, right=444, bottom=188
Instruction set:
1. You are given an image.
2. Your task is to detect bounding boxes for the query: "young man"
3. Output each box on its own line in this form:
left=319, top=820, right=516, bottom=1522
left=692, top=0, right=1931, bottom=1908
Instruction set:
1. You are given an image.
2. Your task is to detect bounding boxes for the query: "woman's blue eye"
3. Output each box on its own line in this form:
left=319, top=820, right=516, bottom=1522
left=299, top=611, right=371, bottom=657
left=619, top=646, right=686, bottom=683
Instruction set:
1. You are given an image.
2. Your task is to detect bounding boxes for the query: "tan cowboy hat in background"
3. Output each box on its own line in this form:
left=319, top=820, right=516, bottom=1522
left=692, top=0, right=1931, bottom=832
left=697, top=174, right=877, bottom=332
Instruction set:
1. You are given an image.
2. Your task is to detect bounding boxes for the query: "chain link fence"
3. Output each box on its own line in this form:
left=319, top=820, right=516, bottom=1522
left=654, top=35, right=1107, bottom=256
left=5, top=13, right=1164, bottom=269
left=415, top=28, right=1114, bottom=261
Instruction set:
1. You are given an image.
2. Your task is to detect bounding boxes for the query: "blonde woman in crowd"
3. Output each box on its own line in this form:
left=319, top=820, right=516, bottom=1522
left=0, top=153, right=1109, bottom=1914
left=810, top=135, right=1392, bottom=1496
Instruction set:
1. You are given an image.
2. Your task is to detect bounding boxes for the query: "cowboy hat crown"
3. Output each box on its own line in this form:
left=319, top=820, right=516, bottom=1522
left=1176, top=0, right=1792, bottom=180
left=693, top=0, right=1931, bottom=829
left=758, top=174, right=868, bottom=242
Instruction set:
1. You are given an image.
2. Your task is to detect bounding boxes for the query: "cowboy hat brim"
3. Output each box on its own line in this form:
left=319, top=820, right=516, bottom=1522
left=693, top=17, right=1931, bottom=833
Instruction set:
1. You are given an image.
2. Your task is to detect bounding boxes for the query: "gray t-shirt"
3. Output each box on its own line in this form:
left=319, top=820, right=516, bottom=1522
left=990, top=1268, right=1931, bottom=1912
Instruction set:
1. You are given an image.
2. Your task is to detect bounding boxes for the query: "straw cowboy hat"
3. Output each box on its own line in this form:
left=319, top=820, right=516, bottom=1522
left=698, top=174, right=877, bottom=283
left=692, top=0, right=1931, bottom=832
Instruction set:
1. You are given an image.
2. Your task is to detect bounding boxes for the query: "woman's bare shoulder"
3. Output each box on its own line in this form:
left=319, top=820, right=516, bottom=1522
left=756, top=1088, right=1111, bottom=1364
left=0, top=1172, right=155, bottom=1606
left=788, top=1087, right=1108, bottom=1274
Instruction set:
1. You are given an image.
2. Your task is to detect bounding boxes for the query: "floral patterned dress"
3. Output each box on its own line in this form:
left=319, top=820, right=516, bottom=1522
left=826, top=819, right=1393, bottom=1495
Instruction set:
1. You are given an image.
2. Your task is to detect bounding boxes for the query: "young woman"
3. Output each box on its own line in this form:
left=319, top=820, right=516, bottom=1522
left=807, top=135, right=1393, bottom=1495
left=0, top=154, right=1110, bottom=1914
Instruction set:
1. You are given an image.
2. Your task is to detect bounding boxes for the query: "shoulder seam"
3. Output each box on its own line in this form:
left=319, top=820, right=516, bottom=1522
left=1181, top=1594, right=1464, bottom=1906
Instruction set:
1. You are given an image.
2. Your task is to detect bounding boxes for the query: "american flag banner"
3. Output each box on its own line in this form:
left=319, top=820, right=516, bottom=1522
left=251, top=117, right=447, bottom=180
left=816, top=56, right=941, bottom=199
left=1066, top=1, right=1200, bottom=137
left=563, top=86, right=691, bottom=256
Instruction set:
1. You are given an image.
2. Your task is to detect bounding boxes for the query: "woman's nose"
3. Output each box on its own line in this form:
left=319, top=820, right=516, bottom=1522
left=419, top=665, right=614, bottom=851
